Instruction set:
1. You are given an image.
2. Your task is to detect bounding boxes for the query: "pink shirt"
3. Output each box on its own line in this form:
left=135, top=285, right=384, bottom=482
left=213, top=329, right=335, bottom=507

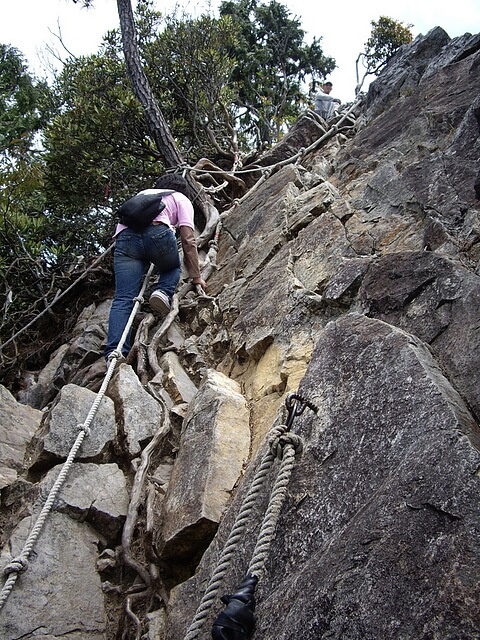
left=113, top=189, right=195, bottom=237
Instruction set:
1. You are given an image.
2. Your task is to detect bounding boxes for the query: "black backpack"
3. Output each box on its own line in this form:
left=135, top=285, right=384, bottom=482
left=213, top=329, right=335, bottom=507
left=117, top=189, right=174, bottom=232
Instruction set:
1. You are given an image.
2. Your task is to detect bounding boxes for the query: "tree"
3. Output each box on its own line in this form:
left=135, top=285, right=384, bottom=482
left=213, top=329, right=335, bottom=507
left=72, top=0, right=213, bottom=224
left=0, top=44, right=53, bottom=157
left=69, top=0, right=335, bottom=156
left=115, top=0, right=215, bottom=229
left=44, top=50, right=157, bottom=221
left=0, top=46, right=64, bottom=354
left=356, top=16, right=413, bottom=94
left=219, top=0, right=335, bottom=146
left=142, top=12, right=240, bottom=163
left=116, top=0, right=184, bottom=169
left=45, top=5, right=239, bottom=215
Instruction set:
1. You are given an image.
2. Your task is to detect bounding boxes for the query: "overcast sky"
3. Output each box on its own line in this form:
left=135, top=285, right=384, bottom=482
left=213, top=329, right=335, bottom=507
left=1, top=0, right=479, bottom=103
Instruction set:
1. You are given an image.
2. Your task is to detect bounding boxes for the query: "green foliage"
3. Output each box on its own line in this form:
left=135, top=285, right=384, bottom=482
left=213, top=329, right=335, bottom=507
left=0, top=44, right=53, bottom=157
left=355, top=16, right=413, bottom=93
left=142, top=12, right=239, bottom=161
left=44, top=0, right=336, bottom=208
left=0, top=46, right=58, bottom=346
left=362, top=16, right=413, bottom=75
left=44, top=49, right=159, bottom=221
left=219, top=0, right=335, bottom=145
left=0, top=147, right=89, bottom=351
left=0, top=46, right=112, bottom=350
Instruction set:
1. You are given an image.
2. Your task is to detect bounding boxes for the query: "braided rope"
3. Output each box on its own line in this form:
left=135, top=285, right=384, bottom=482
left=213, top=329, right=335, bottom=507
left=0, top=264, right=155, bottom=611
left=183, top=446, right=278, bottom=640
left=0, top=427, right=87, bottom=608
left=183, top=422, right=304, bottom=640
left=247, top=437, right=300, bottom=579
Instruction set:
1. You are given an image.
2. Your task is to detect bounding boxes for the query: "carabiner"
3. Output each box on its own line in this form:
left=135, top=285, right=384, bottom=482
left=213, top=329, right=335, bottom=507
left=284, top=393, right=318, bottom=429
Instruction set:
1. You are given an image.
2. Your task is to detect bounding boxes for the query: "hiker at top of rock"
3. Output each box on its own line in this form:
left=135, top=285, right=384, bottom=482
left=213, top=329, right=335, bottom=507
left=105, top=173, right=207, bottom=359
left=314, top=81, right=341, bottom=121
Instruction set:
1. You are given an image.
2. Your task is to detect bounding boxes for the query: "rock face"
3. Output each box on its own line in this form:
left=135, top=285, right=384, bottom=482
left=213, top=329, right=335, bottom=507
left=157, top=370, right=250, bottom=566
left=1, top=26, right=480, bottom=640
left=0, top=385, right=42, bottom=490
left=167, top=314, right=480, bottom=639
left=42, top=383, right=116, bottom=460
left=359, top=251, right=480, bottom=424
left=108, top=363, right=166, bottom=457
left=1, top=513, right=107, bottom=639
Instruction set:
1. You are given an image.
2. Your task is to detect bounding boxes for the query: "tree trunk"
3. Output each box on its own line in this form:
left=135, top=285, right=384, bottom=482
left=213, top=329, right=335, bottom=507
left=116, top=0, right=184, bottom=168
left=116, top=0, right=219, bottom=238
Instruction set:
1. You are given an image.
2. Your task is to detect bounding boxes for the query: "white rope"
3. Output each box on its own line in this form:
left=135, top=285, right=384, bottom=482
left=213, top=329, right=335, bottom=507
left=183, top=423, right=303, bottom=640
left=0, top=263, right=155, bottom=611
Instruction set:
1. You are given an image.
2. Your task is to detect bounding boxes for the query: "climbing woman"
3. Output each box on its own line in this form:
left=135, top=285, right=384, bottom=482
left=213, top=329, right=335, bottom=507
left=105, top=173, right=207, bottom=358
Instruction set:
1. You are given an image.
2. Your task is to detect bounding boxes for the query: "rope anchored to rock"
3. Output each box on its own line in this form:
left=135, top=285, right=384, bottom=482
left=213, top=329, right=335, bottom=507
left=184, top=392, right=318, bottom=640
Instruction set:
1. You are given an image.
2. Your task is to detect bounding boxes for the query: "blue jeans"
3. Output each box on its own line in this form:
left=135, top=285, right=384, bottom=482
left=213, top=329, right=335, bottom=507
left=105, top=224, right=181, bottom=357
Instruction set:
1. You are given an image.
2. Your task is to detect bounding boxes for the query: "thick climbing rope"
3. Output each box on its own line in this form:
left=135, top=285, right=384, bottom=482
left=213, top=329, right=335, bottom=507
left=183, top=445, right=278, bottom=640
left=0, top=263, right=155, bottom=612
left=246, top=429, right=303, bottom=580
left=184, top=394, right=317, bottom=640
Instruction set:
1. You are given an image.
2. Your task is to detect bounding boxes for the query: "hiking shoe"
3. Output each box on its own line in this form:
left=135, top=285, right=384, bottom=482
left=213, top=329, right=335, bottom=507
left=149, top=290, right=171, bottom=316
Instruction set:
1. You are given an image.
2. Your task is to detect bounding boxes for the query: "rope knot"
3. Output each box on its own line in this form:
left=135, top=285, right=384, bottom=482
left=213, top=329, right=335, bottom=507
left=268, top=425, right=303, bottom=458
left=281, top=433, right=303, bottom=456
left=270, top=433, right=303, bottom=458
left=3, top=557, right=28, bottom=576
left=78, top=422, right=91, bottom=437
left=133, top=295, right=144, bottom=304
left=107, top=349, right=122, bottom=362
left=267, top=424, right=287, bottom=448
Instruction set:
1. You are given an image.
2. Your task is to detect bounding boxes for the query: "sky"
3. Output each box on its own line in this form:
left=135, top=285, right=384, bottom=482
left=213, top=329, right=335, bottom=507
left=1, top=0, right=479, bottom=103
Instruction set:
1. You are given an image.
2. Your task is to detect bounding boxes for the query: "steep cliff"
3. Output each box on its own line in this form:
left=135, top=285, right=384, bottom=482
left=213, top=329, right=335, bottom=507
left=1, top=27, right=479, bottom=640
